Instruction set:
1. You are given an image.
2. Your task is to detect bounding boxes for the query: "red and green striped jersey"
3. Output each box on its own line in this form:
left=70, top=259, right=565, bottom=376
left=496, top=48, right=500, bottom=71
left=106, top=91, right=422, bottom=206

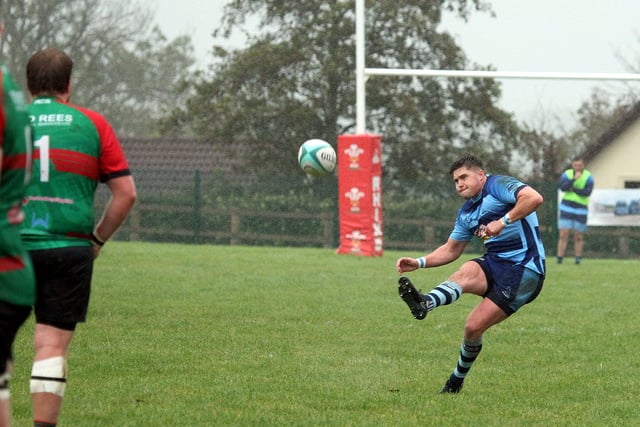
left=0, top=66, right=32, bottom=220
left=0, top=65, right=36, bottom=306
left=21, top=96, right=130, bottom=250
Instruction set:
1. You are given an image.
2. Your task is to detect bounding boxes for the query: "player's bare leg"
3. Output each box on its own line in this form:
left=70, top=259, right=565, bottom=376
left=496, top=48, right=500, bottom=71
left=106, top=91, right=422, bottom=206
left=0, top=362, right=12, bottom=427
left=31, top=324, right=74, bottom=426
left=574, top=231, right=584, bottom=264
left=464, top=298, right=508, bottom=341
left=557, top=228, right=569, bottom=263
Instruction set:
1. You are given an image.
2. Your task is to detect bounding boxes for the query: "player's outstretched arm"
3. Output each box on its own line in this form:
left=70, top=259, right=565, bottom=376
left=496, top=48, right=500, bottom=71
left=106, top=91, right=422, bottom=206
left=396, top=239, right=467, bottom=274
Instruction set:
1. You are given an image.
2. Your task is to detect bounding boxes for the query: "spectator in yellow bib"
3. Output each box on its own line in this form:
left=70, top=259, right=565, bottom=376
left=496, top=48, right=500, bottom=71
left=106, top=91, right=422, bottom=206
left=557, top=158, right=594, bottom=264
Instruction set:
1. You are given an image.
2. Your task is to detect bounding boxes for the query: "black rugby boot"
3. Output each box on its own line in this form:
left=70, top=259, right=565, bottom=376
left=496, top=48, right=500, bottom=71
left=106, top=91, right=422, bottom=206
left=397, top=276, right=430, bottom=320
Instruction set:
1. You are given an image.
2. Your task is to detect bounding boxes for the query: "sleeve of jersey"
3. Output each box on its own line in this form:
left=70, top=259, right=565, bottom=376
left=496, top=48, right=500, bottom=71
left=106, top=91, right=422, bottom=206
left=487, top=175, right=523, bottom=204
left=574, top=175, right=594, bottom=197
left=77, top=107, right=131, bottom=183
left=558, top=173, right=573, bottom=191
left=449, top=207, right=473, bottom=242
left=0, top=75, right=5, bottom=148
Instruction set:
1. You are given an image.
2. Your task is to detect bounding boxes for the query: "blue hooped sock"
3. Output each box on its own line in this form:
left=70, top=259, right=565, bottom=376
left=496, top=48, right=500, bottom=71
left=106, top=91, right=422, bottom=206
left=425, top=281, right=463, bottom=311
left=453, top=337, right=483, bottom=380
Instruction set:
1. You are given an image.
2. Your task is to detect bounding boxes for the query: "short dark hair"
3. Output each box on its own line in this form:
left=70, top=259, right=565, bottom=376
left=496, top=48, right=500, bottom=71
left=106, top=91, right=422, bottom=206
left=449, top=154, right=484, bottom=175
left=26, top=48, right=73, bottom=96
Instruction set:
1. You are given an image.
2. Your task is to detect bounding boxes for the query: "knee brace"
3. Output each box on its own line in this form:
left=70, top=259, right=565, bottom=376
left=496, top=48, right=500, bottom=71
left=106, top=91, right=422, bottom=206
left=30, top=357, right=67, bottom=397
left=0, top=371, right=10, bottom=400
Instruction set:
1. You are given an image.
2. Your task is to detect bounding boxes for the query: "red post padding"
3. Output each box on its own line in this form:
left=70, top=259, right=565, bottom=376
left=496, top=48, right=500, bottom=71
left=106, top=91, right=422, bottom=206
left=336, top=134, right=383, bottom=256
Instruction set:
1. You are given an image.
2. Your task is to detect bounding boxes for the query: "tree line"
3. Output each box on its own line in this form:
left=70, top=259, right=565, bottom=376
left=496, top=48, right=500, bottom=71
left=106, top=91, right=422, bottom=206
left=2, top=0, right=637, bottom=184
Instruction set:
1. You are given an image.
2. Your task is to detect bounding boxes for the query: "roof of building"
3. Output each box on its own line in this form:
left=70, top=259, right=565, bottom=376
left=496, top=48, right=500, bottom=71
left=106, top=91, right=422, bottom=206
left=112, top=138, right=252, bottom=198
left=583, top=102, right=640, bottom=163
left=120, top=138, right=246, bottom=173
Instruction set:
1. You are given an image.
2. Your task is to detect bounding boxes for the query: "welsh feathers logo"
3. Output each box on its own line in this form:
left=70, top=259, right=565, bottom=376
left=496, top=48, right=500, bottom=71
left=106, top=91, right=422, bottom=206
left=345, top=230, right=366, bottom=253
left=344, top=144, right=365, bottom=169
left=345, top=187, right=365, bottom=213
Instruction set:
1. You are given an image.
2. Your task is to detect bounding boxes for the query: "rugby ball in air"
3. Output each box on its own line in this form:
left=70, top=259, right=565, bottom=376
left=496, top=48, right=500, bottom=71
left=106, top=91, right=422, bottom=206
left=297, top=139, right=337, bottom=176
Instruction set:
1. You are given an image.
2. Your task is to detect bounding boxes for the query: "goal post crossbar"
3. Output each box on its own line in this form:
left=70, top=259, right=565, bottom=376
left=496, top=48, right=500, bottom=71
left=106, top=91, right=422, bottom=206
left=357, top=70, right=640, bottom=134
left=364, top=68, right=640, bottom=81
left=354, top=0, right=640, bottom=133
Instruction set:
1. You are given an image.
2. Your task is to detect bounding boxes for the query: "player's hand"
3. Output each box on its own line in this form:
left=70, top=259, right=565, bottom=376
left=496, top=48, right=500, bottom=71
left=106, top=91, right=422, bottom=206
left=91, top=243, right=102, bottom=259
left=484, top=219, right=506, bottom=237
left=396, top=257, right=418, bottom=273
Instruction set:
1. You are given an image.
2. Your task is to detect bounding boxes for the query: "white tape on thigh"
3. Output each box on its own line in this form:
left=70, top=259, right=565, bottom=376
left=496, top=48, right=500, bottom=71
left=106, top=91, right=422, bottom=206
left=30, top=357, right=67, bottom=397
left=0, top=371, right=10, bottom=400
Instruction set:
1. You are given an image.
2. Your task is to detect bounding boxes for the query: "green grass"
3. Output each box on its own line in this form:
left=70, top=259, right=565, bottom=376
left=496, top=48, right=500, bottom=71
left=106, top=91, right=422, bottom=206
left=9, top=242, right=639, bottom=426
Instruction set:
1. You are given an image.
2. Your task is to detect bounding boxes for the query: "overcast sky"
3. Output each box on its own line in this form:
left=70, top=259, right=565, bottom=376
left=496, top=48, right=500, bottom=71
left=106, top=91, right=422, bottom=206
left=153, top=0, right=640, bottom=126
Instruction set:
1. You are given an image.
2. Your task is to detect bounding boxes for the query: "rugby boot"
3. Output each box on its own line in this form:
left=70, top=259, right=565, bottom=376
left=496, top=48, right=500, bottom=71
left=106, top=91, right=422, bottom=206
left=440, top=376, right=464, bottom=394
left=397, top=276, right=430, bottom=320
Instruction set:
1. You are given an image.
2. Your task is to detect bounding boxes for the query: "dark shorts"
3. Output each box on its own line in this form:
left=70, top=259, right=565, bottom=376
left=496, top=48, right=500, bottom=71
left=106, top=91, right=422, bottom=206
left=0, top=301, right=32, bottom=373
left=472, top=255, right=544, bottom=316
left=29, top=246, right=94, bottom=330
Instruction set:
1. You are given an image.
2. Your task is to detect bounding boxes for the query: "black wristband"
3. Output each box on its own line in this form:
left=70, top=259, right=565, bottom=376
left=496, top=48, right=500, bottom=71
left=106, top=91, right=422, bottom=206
left=91, top=232, right=105, bottom=247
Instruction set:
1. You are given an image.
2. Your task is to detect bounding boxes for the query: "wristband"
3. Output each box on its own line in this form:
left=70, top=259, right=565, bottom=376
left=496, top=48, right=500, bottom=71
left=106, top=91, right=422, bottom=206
left=91, top=231, right=105, bottom=247
left=501, top=213, right=512, bottom=225
left=416, top=257, right=427, bottom=268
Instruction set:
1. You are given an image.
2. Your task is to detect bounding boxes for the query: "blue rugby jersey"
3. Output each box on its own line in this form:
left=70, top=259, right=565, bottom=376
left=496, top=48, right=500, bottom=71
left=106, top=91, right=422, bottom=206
left=450, top=175, right=546, bottom=275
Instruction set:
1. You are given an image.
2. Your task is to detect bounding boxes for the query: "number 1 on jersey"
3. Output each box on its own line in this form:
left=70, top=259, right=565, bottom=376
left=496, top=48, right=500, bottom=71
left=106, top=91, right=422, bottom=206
left=34, top=135, right=50, bottom=182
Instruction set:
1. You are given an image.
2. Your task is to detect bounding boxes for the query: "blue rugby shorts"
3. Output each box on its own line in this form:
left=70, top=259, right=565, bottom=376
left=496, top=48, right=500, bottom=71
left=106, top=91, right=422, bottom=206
left=558, top=217, right=587, bottom=233
left=472, top=255, right=544, bottom=315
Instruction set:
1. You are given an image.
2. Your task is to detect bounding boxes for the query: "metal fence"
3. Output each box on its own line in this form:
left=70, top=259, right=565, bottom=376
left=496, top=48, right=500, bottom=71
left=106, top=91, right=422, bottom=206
left=96, top=170, right=640, bottom=259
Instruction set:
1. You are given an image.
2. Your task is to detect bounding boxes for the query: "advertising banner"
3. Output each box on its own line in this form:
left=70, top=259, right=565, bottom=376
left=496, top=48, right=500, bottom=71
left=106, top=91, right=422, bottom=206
left=581, top=189, right=640, bottom=226
left=336, top=134, right=383, bottom=256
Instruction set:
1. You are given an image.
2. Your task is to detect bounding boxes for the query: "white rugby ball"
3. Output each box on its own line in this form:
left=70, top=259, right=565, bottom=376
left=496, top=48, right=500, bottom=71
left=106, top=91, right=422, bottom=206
left=297, top=139, right=337, bottom=176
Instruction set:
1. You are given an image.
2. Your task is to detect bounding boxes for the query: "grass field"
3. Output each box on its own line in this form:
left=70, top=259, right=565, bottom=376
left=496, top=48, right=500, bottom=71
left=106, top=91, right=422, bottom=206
left=8, top=242, right=639, bottom=426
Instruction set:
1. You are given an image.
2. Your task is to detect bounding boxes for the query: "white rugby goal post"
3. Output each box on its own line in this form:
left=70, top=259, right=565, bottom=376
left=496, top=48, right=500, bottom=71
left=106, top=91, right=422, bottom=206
left=354, top=0, right=640, bottom=133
